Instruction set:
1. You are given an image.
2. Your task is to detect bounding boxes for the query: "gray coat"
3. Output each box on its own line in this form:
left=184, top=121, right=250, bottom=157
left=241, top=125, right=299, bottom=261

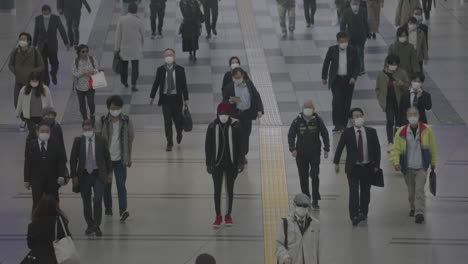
left=96, top=114, right=135, bottom=165
left=115, top=14, right=145, bottom=61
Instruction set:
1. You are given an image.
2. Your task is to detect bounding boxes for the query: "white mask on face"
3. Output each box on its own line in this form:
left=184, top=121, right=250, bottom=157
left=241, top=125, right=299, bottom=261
left=295, top=206, right=308, bottom=218
left=414, top=15, right=422, bottom=22
left=38, top=133, right=50, bottom=142
left=83, top=131, right=94, bottom=139
left=18, top=40, right=28, bottom=48
left=408, top=116, right=419, bottom=125
left=354, top=117, right=364, bottom=128
left=351, top=5, right=359, bottom=13
left=233, top=78, right=244, bottom=85
left=230, top=63, right=240, bottom=70
left=411, top=81, right=422, bottom=89
left=408, top=24, right=417, bottom=31
left=30, top=81, right=39, bottom=88
left=43, top=14, right=51, bottom=19
left=398, top=37, right=408, bottom=43
left=303, top=108, right=314, bottom=117
left=218, top=114, right=229, bottom=124
left=110, top=109, right=121, bottom=117
left=165, top=56, right=174, bottom=65
left=339, top=42, right=348, bottom=50
left=388, top=65, right=398, bottom=72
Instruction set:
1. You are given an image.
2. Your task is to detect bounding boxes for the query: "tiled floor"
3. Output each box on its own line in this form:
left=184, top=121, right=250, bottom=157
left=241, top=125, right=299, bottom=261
left=1, top=0, right=468, bottom=263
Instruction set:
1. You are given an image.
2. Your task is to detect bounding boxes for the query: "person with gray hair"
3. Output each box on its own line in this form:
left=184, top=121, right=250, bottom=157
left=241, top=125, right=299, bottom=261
left=275, top=193, right=320, bottom=264
left=288, top=100, right=330, bottom=209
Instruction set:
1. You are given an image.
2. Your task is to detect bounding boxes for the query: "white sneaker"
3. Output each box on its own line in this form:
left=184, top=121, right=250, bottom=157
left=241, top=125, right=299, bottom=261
left=387, top=143, right=393, bottom=153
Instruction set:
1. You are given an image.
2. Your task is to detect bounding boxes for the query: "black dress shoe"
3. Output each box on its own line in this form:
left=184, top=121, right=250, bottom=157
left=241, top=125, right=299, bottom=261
left=51, top=74, right=58, bottom=85
left=409, top=209, right=415, bottom=217
left=177, top=134, right=183, bottom=144
left=120, top=211, right=130, bottom=223
left=131, top=86, right=139, bottom=92
left=352, top=217, right=360, bottom=226
left=212, top=29, right=217, bottom=35
left=359, top=214, right=367, bottom=222
left=95, top=227, right=103, bottom=237
left=415, top=214, right=425, bottom=224
left=122, top=83, right=129, bottom=88
left=85, top=226, right=95, bottom=235
left=166, top=144, right=173, bottom=152
left=372, top=33, right=376, bottom=39
left=243, top=157, right=248, bottom=165
left=312, top=201, right=320, bottom=210
left=105, top=208, right=113, bottom=216
left=206, top=34, right=211, bottom=40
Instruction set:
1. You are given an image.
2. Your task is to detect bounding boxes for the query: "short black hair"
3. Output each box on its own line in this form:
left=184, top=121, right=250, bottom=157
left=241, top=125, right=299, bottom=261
left=75, top=44, right=89, bottom=56
left=195, top=254, right=216, bottom=264
left=231, top=67, right=245, bottom=76
left=396, top=27, right=408, bottom=37
left=408, top=16, right=418, bottom=24
left=128, top=2, right=138, bottom=14
left=386, top=54, right=400, bottom=65
left=106, top=95, right=124, bottom=109
left=36, top=120, right=51, bottom=130
left=411, top=72, right=426, bottom=82
left=18, top=32, right=32, bottom=43
left=164, top=48, right=176, bottom=54
left=41, top=4, right=51, bottom=12
left=229, top=56, right=241, bottom=66
left=82, top=119, right=95, bottom=128
left=349, top=107, right=364, bottom=118
left=336, top=32, right=349, bottom=41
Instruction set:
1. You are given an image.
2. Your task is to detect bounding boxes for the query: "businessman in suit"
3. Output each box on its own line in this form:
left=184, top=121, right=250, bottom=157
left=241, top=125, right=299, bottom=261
left=150, top=48, right=189, bottom=152
left=322, top=32, right=360, bottom=132
left=24, top=121, right=67, bottom=210
left=70, top=120, right=112, bottom=237
left=33, top=5, right=69, bottom=86
left=333, top=108, right=381, bottom=226
left=57, top=0, right=91, bottom=47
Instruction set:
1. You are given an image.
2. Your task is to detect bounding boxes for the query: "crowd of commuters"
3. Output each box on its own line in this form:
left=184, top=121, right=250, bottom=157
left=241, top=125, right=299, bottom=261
left=11, top=1, right=439, bottom=263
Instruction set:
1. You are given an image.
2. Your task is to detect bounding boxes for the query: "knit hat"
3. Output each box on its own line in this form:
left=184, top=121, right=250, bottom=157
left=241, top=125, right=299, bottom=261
left=217, top=102, right=232, bottom=114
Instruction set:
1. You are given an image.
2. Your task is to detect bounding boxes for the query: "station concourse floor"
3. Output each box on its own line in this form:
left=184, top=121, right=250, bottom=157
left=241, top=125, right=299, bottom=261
left=0, top=0, right=468, bottom=263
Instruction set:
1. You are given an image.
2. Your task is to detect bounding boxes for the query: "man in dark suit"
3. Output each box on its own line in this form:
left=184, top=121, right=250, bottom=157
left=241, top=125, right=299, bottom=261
left=70, top=120, right=112, bottom=237
left=33, top=5, right=69, bottom=86
left=202, top=0, right=219, bottom=39
left=322, top=32, right=360, bottom=132
left=24, top=121, right=67, bottom=210
left=399, top=73, right=432, bottom=125
left=150, top=48, right=189, bottom=152
left=333, top=108, right=381, bottom=226
left=57, top=0, right=91, bottom=47
left=223, top=67, right=264, bottom=164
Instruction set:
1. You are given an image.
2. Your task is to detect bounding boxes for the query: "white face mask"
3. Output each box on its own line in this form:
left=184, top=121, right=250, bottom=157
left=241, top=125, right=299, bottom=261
left=295, top=206, right=308, bottom=218
left=230, top=63, right=240, bottom=70
left=339, top=42, right=348, bottom=50
left=398, top=37, right=408, bottom=43
left=218, top=114, right=229, bottom=124
left=408, top=24, right=417, bottom=31
left=233, top=78, right=244, bottom=85
left=165, top=56, right=174, bottom=65
left=110, top=109, right=121, bottom=117
left=83, top=131, right=94, bottom=139
left=18, top=40, right=28, bottom=48
left=388, top=65, right=398, bottom=72
left=30, top=81, right=39, bottom=88
left=414, top=15, right=422, bottom=22
left=354, top=117, right=364, bottom=128
left=43, top=14, right=51, bottom=19
left=411, top=81, right=422, bottom=89
left=408, top=116, right=419, bottom=125
left=351, top=5, right=359, bottom=13
left=303, top=108, right=314, bottom=117
left=38, top=133, right=50, bottom=142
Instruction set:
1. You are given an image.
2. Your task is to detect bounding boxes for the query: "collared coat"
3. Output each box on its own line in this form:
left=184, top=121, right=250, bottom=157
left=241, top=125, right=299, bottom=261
left=395, top=0, right=421, bottom=26
left=16, top=85, right=54, bottom=119
left=115, top=13, right=145, bottom=61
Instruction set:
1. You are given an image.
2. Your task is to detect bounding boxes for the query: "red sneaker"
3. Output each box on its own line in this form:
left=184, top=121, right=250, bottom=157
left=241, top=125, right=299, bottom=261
left=224, top=215, right=233, bottom=227
left=212, top=216, right=223, bottom=228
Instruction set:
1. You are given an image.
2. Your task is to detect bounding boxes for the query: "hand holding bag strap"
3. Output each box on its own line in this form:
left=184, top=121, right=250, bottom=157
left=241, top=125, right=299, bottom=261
left=56, top=216, right=70, bottom=240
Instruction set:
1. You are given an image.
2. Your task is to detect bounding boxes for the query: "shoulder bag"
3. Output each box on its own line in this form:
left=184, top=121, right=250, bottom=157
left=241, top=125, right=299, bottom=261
left=53, top=216, right=80, bottom=264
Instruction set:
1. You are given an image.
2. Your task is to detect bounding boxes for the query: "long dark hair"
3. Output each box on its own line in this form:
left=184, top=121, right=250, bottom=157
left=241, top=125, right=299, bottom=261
left=24, top=72, right=45, bottom=97
left=32, top=195, right=66, bottom=221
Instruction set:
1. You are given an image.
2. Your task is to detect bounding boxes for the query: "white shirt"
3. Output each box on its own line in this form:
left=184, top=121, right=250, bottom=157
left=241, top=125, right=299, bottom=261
left=409, top=31, right=417, bottom=49
left=338, top=48, right=347, bottom=76
left=110, top=121, right=122, bottom=161
left=165, top=65, right=176, bottom=95
left=85, top=135, right=96, bottom=168
left=354, top=126, right=369, bottom=164
left=38, top=139, right=48, bottom=151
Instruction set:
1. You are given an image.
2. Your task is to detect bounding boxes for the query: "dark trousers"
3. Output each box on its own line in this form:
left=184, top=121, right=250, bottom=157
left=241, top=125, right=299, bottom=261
left=347, top=165, right=372, bottom=220
left=150, top=4, right=165, bottom=34
left=203, top=3, right=219, bottom=35
left=419, top=61, right=424, bottom=73
left=26, top=117, right=43, bottom=137
left=104, top=161, right=128, bottom=215
left=14, top=82, right=25, bottom=121
left=238, top=112, right=253, bottom=158
left=162, top=95, right=183, bottom=145
left=64, top=12, right=81, bottom=46
left=303, top=0, right=317, bottom=25
left=120, top=60, right=139, bottom=86
left=31, top=180, right=59, bottom=211
left=331, top=76, right=354, bottom=129
left=422, top=0, right=432, bottom=20
left=350, top=39, right=366, bottom=72
left=80, top=170, right=105, bottom=228
left=41, top=45, right=59, bottom=85
left=296, top=155, right=320, bottom=201
left=76, top=89, right=95, bottom=121
left=385, top=98, right=399, bottom=144
left=212, top=166, right=237, bottom=216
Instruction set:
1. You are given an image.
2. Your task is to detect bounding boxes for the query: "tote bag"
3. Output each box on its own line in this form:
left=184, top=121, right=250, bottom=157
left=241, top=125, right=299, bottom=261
left=90, top=71, right=108, bottom=89
left=53, top=216, right=80, bottom=264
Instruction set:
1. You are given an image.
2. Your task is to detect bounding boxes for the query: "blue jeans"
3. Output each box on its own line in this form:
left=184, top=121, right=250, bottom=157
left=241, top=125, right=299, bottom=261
left=104, top=161, right=128, bottom=215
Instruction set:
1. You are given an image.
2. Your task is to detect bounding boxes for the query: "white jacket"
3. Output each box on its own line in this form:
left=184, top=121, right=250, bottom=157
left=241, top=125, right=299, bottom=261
left=16, top=85, right=54, bottom=119
left=275, top=212, right=320, bottom=264
left=114, top=13, right=145, bottom=61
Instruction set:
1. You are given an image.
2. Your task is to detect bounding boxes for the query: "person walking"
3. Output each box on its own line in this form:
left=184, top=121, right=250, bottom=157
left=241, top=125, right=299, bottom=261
left=405, top=16, right=429, bottom=72
left=115, top=2, right=145, bottom=92
left=205, top=102, right=243, bottom=228
left=71, top=44, right=99, bottom=122
left=8, top=32, right=44, bottom=131
left=150, top=48, right=189, bottom=152
left=366, top=0, right=383, bottom=39
left=57, top=0, right=91, bottom=47
left=335, top=0, right=347, bottom=23
left=203, top=0, right=219, bottom=39
left=391, top=107, right=436, bottom=224
left=223, top=67, right=264, bottom=164
left=221, top=56, right=250, bottom=92
left=96, top=95, right=135, bottom=222
left=70, top=120, right=112, bottom=236
left=388, top=27, right=420, bottom=78
left=421, top=0, right=433, bottom=21
left=340, top=0, right=369, bottom=74
left=196, top=254, right=217, bottom=264
left=150, top=0, right=167, bottom=39
left=288, top=100, right=330, bottom=209
left=277, top=0, right=296, bottom=38
left=33, top=4, right=69, bottom=86
left=394, top=0, right=421, bottom=27
left=180, top=0, right=203, bottom=61
left=121, top=0, right=141, bottom=15
left=275, top=193, right=320, bottom=264
left=25, top=195, right=71, bottom=264
left=16, top=72, right=54, bottom=136
left=303, top=0, right=317, bottom=28
left=321, top=32, right=360, bottom=132
left=41, top=107, right=66, bottom=157
left=24, top=121, right=67, bottom=210
left=333, top=108, right=381, bottom=226
left=375, top=54, right=409, bottom=150
left=410, top=8, right=429, bottom=48
left=399, top=73, right=432, bottom=125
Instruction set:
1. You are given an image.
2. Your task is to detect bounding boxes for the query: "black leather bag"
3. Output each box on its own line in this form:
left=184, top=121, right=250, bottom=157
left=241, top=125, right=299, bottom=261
left=371, top=168, right=384, bottom=187
left=429, top=168, right=436, bottom=196
left=182, top=105, right=193, bottom=132
left=112, top=52, right=122, bottom=74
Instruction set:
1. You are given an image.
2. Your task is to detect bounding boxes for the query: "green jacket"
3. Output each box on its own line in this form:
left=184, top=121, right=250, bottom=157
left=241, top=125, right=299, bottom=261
left=388, top=41, right=419, bottom=77
left=375, top=66, right=410, bottom=111
left=8, top=47, right=44, bottom=85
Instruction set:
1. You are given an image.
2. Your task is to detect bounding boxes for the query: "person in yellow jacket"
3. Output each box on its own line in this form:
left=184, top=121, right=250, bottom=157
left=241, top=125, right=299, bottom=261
left=391, top=107, right=436, bottom=224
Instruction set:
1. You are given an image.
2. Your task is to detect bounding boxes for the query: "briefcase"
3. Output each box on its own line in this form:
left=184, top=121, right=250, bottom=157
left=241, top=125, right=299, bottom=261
left=182, top=105, right=193, bottom=132
left=371, top=168, right=384, bottom=187
left=429, top=168, right=436, bottom=196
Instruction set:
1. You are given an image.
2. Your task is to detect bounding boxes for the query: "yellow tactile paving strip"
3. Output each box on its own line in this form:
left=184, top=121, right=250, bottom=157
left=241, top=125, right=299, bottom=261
left=235, top=0, right=290, bottom=263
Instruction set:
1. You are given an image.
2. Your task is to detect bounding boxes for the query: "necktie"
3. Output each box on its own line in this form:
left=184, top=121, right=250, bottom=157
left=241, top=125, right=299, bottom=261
left=412, top=92, right=418, bottom=106
left=40, top=141, right=46, bottom=157
left=86, top=139, right=93, bottom=174
left=166, top=66, right=175, bottom=94
left=357, top=130, right=363, bottom=162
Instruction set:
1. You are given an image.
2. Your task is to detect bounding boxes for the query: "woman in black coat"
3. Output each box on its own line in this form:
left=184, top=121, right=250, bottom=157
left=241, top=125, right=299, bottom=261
left=221, top=56, right=251, bottom=92
left=25, top=195, right=71, bottom=264
left=180, top=0, right=202, bottom=61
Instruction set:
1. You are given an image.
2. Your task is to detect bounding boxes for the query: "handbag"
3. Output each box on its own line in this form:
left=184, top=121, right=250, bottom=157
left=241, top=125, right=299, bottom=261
left=89, top=71, right=107, bottom=89
left=182, top=105, right=193, bottom=132
left=429, top=168, right=436, bottom=196
left=112, top=52, right=122, bottom=74
left=371, top=168, right=384, bottom=187
left=53, top=216, right=80, bottom=264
